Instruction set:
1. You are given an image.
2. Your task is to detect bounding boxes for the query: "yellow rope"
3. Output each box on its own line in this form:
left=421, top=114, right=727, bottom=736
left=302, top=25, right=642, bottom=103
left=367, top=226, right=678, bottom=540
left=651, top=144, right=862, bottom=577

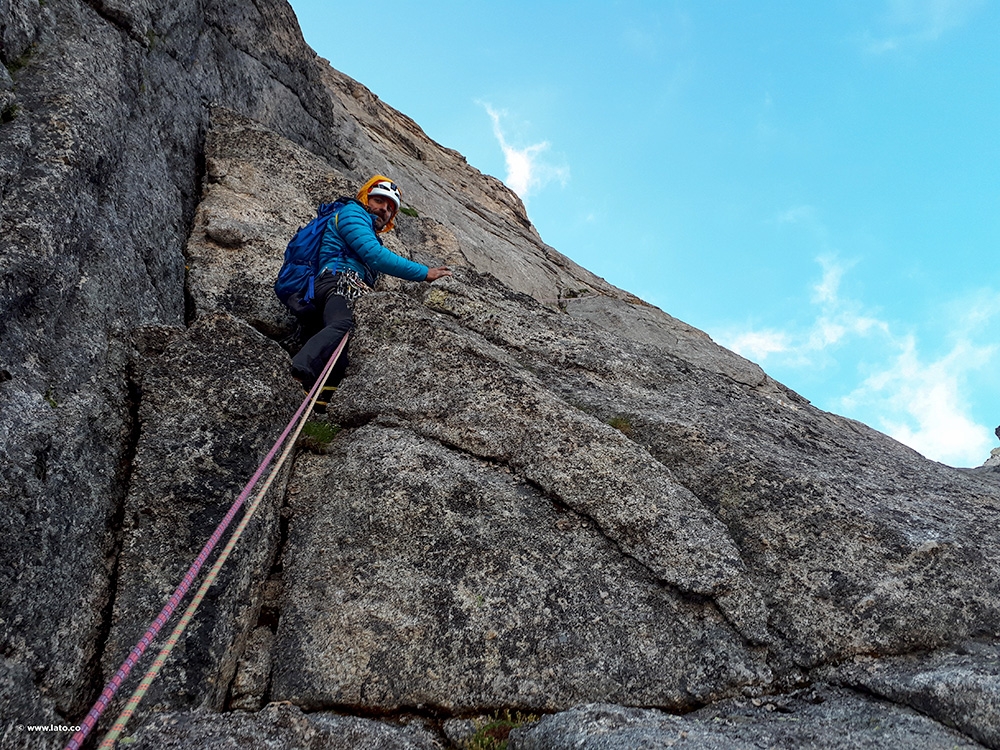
left=97, top=334, right=348, bottom=748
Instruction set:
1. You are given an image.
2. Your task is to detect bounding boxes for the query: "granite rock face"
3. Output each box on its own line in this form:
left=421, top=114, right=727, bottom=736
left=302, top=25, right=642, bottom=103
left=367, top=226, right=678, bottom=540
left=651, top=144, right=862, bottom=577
left=271, top=424, right=770, bottom=713
left=100, top=313, right=300, bottom=717
left=2, top=0, right=999, bottom=748
left=507, top=694, right=985, bottom=749
left=830, top=641, right=1000, bottom=749
left=0, top=0, right=341, bottom=720
left=0, top=0, right=568, bottom=726
left=127, top=702, right=442, bottom=750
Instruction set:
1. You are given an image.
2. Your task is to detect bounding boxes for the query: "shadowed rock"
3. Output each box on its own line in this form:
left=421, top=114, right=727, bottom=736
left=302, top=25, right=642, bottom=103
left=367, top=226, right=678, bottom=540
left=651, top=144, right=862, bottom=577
left=128, top=702, right=440, bottom=749
left=101, top=314, right=299, bottom=716
left=507, top=692, right=986, bottom=749
left=832, top=641, right=1000, bottom=748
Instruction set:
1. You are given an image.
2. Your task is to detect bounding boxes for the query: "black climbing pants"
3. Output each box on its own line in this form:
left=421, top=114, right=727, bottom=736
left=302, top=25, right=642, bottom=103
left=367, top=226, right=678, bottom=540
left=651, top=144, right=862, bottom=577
left=289, top=272, right=353, bottom=388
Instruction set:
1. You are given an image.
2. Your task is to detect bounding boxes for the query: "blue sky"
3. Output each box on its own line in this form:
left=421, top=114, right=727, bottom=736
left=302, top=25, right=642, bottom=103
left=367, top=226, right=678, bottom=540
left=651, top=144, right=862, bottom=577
left=288, top=0, right=999, bottom=467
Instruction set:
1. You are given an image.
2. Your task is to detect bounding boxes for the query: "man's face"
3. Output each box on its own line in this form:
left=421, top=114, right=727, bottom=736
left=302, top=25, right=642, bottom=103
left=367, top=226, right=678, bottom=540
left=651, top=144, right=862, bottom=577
left=367, top=195, right=396, bottom=231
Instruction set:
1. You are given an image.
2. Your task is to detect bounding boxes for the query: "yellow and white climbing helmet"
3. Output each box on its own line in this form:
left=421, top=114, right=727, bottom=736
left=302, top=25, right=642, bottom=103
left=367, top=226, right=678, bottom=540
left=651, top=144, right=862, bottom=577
left=357, top=175, right=401, bottom=232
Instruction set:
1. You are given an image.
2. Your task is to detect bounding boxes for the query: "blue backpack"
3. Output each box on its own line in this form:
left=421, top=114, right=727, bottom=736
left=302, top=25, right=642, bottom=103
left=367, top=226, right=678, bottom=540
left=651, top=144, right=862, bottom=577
left=274, top=200, right=345, bottom=313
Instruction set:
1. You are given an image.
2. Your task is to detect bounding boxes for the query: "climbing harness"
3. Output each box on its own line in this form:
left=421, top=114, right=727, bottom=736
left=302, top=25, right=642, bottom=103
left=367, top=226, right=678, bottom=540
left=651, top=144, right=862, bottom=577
left=64, top=333, right=349, bottom=750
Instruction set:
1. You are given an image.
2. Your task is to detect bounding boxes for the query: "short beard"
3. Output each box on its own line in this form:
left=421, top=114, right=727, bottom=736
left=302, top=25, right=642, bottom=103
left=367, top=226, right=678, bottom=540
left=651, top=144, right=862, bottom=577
left=368, top=206, right=387, bottom=231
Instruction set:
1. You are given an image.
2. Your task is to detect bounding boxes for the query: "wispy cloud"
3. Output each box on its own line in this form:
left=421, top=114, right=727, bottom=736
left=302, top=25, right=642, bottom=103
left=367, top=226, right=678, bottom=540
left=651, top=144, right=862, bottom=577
left=482, top=103, right=568, bottom=200
left=726, top=330, right=792, bottom=361
left=719, top=255, right=998, bottom=467
left=721, top=257, right=888, bottom=364
left=843, top=335, right=995, bottom=466
left=812, top=255, right=846, bottom=304
left=859, top=0, right=986, bottom=54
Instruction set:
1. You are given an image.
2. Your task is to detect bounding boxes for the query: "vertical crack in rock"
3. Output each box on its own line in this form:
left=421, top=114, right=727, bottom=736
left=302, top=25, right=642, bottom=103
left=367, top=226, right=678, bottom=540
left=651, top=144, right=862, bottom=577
left=223, top=460, right=296, bottom=713
left=182, top=144, right=209, bottom=328
left=80, top=0, right=149, bottom=46
left=80, top=362, right=143, bottom=709
left=98, top=314, right=301, bottom=724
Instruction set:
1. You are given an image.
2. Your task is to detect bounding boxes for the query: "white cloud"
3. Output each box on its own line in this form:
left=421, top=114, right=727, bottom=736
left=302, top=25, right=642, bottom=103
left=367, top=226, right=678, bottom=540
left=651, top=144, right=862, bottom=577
left=812, top=256, right=846, bottom=304
left=860, top=0, right=986, bottom=54
left=949, top=287, right=1000, bottom=332
left=482, top=104, right=568, bottom=200
left=727, top=330, right=792, bottom=360
left=843, top=336, right=996, bottom=467
left=723, top=256, right=886, bottom=359
left=720, top=256, right=997, bottom=467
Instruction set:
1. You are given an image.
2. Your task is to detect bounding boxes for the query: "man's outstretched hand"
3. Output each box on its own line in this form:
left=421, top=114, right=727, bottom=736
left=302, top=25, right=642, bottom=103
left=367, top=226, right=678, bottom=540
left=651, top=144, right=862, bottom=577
left=425, top=266, right=453, bottom=281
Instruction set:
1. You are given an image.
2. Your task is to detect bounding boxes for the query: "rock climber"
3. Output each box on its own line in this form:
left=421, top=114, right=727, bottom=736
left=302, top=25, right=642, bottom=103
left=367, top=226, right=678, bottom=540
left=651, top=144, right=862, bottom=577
left=288, top=175, right=451, bottom=398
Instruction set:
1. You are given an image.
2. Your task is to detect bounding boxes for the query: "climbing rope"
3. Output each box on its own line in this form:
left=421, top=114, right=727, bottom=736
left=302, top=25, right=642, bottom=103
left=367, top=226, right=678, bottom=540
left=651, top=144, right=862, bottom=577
left=65, top=333, right=349, bottom=750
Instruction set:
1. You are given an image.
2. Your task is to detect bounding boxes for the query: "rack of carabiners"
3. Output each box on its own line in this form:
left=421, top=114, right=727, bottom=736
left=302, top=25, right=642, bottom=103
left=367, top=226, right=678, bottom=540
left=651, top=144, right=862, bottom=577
left=64, top=334, right=348, bottom=750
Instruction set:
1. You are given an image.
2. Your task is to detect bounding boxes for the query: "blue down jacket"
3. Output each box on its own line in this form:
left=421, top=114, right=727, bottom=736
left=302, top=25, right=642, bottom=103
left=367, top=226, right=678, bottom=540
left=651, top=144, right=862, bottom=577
left=317, top=199, right=427, bottom=286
